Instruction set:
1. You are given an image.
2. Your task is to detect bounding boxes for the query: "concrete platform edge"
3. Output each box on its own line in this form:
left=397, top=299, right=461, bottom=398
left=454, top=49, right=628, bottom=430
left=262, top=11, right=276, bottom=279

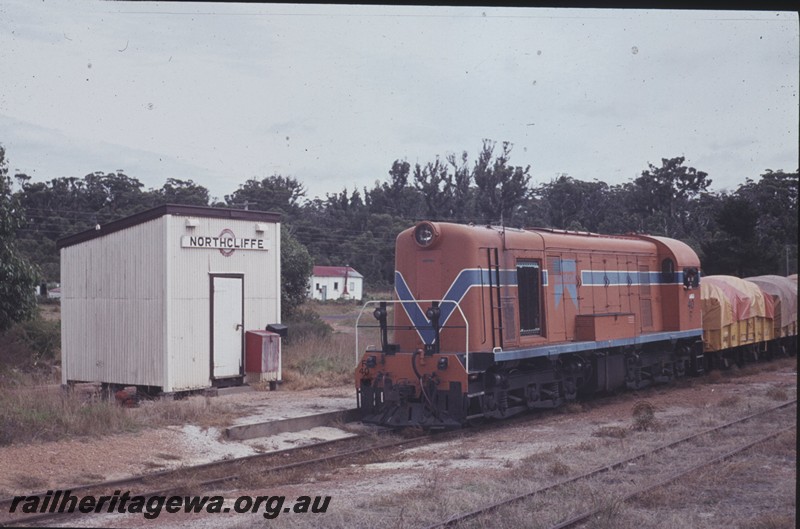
left=225, top=408, right=361, bottom=440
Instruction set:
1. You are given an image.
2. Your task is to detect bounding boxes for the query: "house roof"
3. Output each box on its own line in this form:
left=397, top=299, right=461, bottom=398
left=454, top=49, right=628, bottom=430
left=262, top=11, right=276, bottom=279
left=57, top=204, right=281, bottom=249
left=312, top=266, right=363, bottom=279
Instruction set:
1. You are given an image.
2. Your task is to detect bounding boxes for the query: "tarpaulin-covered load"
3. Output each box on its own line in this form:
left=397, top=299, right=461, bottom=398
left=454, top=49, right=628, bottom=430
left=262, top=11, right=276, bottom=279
left=700, top=275, right=774, bottom=352
left=745, top=275, right=798, bottom=338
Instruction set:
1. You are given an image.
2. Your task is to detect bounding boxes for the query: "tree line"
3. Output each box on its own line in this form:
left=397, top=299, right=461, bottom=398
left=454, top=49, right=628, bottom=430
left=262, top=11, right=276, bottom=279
left=1, top=140, right=797, bottom=329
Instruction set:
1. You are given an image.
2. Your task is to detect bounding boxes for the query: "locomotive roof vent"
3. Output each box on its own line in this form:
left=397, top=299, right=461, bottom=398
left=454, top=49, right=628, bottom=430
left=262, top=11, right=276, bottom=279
left=413, top=221, right=440, bottom=248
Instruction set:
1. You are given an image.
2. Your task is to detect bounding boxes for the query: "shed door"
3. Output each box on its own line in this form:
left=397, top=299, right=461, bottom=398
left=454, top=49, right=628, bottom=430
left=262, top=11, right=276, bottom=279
left=211, top=275, right=244, bottom=379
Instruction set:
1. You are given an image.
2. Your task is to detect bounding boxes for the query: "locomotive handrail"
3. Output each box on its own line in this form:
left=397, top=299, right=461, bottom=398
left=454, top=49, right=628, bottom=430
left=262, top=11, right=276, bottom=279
left=355, top=299, right=471, bottom=373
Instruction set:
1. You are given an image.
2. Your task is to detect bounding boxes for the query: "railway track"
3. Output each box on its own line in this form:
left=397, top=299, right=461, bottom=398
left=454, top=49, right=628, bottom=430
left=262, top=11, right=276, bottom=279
left=0, top=430, right=391, bottom=527
left=1, top=410, right=541, bottom=527
left=546, top=426, right=794, bottom=529
left=3, top=376, right=794, bottom=527
left=0, top=392, right=596, bottom=527
left=2, top=380, right=623, bottom=529
left=423, top=398, right=797, bottom=529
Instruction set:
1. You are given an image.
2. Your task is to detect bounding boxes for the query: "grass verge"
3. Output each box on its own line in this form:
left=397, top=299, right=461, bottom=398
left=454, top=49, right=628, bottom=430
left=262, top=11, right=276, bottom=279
left=281, top=333, right=357, bottom=390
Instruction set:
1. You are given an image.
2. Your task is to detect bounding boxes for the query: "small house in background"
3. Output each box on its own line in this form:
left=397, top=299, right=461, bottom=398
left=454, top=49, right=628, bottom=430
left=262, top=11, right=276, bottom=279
left=308, top=265, right=364, bottom=301
left=35, top=283, right=61, bottom=299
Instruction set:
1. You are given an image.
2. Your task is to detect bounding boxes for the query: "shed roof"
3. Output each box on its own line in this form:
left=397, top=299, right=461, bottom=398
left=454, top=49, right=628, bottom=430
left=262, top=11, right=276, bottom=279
left=57, top=204, right=281, bottom=249
left=312, top=266, right=363, bottom=279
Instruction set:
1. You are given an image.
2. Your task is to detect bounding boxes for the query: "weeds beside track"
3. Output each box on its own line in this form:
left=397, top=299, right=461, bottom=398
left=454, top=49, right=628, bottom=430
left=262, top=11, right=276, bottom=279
left=424, top=399, right=797, bottom=529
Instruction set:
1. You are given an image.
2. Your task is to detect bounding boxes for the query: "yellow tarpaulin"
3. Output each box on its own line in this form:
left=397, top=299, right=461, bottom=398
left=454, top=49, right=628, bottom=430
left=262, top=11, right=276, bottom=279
left=746, top=275, right=798, bottom=337
left=701, top=275, right=773, bottom=352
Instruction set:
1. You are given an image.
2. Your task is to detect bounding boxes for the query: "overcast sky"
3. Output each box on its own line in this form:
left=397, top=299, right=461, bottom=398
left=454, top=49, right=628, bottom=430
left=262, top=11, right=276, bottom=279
left=1, top=1, right=797, bottom=204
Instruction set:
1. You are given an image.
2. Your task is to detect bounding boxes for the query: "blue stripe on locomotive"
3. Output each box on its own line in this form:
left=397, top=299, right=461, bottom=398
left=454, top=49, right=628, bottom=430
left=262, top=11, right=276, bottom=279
left=395, top=266, right=690, bottom=346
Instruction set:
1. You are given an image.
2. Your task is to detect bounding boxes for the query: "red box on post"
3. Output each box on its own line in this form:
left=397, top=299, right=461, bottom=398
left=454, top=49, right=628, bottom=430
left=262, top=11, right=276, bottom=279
left=245, top=330, right=281, bottom=386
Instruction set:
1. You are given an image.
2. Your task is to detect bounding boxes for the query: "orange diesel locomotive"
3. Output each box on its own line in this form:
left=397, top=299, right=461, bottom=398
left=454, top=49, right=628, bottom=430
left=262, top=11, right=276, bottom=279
left=356, top=221, right=704, bottom=428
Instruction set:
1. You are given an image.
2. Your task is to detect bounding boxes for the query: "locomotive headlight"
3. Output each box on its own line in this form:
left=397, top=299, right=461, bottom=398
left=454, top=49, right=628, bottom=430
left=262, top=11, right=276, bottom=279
left=414, top=222, right=439, bottom=248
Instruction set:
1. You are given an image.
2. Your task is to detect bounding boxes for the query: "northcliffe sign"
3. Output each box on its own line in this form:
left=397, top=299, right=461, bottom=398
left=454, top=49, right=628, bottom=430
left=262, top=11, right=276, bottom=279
left=181, top=229, right=270, bottom=257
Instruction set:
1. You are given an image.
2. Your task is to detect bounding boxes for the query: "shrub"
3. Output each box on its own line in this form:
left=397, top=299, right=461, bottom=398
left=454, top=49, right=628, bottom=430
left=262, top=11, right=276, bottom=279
left=283, top=308, right=333, bottom=344
left=593, top=426, right=627, bottom=438
left=0, top=316, right=60, bottom=378
left=631, top=401, right=656, bottom=431
left=765, top=387, right=789, bottom=401
left=18, top=318, right=61, bottom=362
left=0, top=383, right=245, bottom=446
left=281, top=333, right=355, bottom=390
left=548, top=461, right=570, bottom=476
left=0, top=387, right=139, bottom=445
left=717, top=395, right=741, bottom=408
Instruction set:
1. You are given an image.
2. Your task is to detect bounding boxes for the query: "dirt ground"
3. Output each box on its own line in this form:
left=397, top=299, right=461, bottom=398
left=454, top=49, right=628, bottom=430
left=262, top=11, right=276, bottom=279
left=0, top=385, right=356, bottom=496
left=8, top=358, right=794, bottom=529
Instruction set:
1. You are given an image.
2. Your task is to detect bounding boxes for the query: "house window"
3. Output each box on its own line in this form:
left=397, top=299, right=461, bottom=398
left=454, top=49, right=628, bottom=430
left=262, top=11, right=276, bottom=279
left=349, top=281, right=355, bottom=292
left=517, top=261, right=543, bottom=335
left=334, top=282, right=339, bottom=291
left=315, top=283, right=320, bottom=291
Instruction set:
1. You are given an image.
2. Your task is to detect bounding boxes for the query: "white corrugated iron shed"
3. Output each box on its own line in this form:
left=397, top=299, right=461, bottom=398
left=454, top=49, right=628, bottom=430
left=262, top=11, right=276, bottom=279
left=58, top=204, right=281, bottom=392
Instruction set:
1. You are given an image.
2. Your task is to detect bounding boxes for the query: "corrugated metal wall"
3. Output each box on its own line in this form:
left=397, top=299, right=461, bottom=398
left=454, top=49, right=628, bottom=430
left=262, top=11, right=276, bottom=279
left=164, top=215, right=280, bottom=391
left=61, top=213, right=281, bottom=392
left=61, top=217, right=166, bottom=386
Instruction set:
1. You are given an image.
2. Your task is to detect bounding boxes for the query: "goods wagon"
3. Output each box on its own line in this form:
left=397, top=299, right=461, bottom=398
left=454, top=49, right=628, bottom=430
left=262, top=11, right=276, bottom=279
left=746, top=275, right=798, bottom=355
left=700, top=276, right=773, bottom=359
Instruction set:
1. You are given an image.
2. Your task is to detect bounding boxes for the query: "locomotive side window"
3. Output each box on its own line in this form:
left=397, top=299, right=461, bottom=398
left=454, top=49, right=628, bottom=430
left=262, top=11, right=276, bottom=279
left=661, top=258, right=675, bottom=283
left=517, top=261, right=543, bottom=336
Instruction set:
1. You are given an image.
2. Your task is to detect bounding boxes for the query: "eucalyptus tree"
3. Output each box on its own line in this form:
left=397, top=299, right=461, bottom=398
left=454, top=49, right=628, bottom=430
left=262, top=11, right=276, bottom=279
left=413, top=157, right=454, bottom=220
left=703, top=170, right=798, bottom=276
left=625, top=156, right=711, bottom=238
left=534, top=175, right=612, bottom=232
left=0, top=145, right=38, bottom=330
left=472, top=140, right=531, bottom=225
left=157, top=178, right=210, bottom=206
left=224, top=175, right=306, bottom=220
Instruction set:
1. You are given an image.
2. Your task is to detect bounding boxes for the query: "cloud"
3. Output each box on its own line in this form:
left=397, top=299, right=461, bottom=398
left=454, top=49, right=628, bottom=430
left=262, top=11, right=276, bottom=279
left=0, top=115, right=227, bottom=194
left=1, top=2, right=796, bottom=203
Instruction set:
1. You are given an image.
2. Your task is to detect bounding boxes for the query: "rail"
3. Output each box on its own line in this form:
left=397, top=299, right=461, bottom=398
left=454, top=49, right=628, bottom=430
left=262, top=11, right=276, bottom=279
left=422, top=398, right=797, bottom=529
left=355, top=299, right=471, bottom=372
left=548, top=426, right=794, bottom=529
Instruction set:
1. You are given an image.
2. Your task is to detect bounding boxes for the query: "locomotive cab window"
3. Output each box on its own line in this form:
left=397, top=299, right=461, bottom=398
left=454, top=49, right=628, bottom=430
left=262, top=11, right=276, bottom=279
left=661, top=258, right=675, bottom=283
left=517, top=261, right=543, bottom=336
